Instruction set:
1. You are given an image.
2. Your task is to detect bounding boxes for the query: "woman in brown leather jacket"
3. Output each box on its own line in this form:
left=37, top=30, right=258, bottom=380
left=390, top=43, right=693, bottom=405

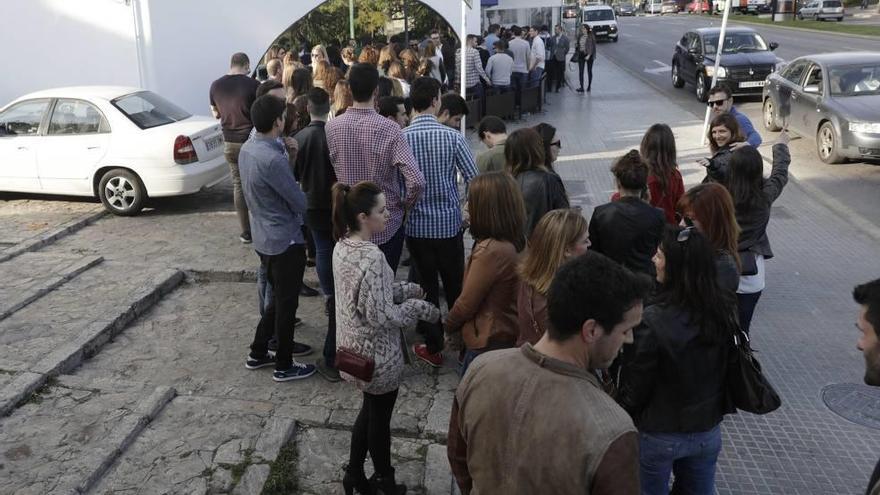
left=445, top=172, right=527, bottom=376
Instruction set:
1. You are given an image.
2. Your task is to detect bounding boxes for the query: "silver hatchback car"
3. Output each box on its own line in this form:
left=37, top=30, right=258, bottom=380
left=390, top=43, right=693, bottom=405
left=797, top=0, right=844, bottom=21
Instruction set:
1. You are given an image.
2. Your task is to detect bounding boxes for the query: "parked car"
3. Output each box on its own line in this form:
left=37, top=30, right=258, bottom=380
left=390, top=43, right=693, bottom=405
left=645, top=0, right=664, bottom=14
left=661, top=0, right=682, bottom=14
left=797, top=0, right=845, bottom=21
left=671, top=27, right=782, bottom=102
left=746, top=0, right=773, bottom=13
left=763, top=53, right=880, bottom=164
left=687, top=0, right=711, bottom=13
left=581, top=5, right=620, bottom=42
left=0, top=87, right=228, bottom=215
left=614, top=1, right=637, bottom=15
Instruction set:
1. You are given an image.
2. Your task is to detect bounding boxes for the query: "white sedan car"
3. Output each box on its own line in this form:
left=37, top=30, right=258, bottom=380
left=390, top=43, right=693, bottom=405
left=0, top=86, right=228, bottom=215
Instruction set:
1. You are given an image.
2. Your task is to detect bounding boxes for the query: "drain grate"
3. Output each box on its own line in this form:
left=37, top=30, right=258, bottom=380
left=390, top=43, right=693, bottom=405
left=822, top=383, right=880, bottom=430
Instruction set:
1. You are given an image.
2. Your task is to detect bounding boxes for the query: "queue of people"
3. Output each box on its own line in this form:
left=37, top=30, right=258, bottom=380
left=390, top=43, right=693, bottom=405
left=212, top=44, right=880, bottom=495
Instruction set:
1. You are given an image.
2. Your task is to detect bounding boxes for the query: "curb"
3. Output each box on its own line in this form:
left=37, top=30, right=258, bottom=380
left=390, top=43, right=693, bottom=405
left=0, top=209, right=107, bottom=264
left=0, top=255, right=104, bottom=322
left=724, top=17, right=880, bottom=40
left=75, top=386, right=177, bottom=494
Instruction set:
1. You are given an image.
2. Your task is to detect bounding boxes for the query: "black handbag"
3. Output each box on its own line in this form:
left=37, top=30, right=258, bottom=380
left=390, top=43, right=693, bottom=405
left=727, top=328, right=781, bottom=414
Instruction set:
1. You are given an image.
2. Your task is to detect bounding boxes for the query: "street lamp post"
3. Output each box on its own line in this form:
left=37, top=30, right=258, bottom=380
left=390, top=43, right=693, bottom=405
left=349, top=0, right=355, bottom=41
left=701, top=0, right=732, bottom=145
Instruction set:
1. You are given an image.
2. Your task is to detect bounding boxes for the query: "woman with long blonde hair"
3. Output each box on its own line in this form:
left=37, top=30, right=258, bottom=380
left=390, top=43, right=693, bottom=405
left=516, top=209, right=590, bottom=346
left=358, top=45, right=380, bottom=66
left=332, top=79, right=354, bottom=117
left=398, top=48, right=420, bottom=82
left=312, top=60, right=332, bottom=91
left=423, top=41, right=444, bottom=84
left=378, top=45, right=399, bottom=76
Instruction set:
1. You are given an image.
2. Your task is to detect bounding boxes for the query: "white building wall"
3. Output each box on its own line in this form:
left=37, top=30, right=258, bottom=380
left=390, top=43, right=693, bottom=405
left=2, top=0, right=480, bottom=114
left=0, top=0, right=141, bottom=107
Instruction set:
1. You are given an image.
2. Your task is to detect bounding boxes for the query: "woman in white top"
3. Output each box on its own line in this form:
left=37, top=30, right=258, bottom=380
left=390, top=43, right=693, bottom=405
left=332, top=181, right=439, bottom=495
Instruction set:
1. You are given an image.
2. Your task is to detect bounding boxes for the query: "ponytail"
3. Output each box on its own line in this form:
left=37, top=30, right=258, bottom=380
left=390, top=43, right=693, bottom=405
left=331, top=181, right=383, bottom=241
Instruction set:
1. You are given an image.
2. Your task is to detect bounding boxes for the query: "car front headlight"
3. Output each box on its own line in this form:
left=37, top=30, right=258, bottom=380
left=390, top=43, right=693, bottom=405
left=849, top=122, right=880, bottom=134
left=706, top=66, right=727, bottom=78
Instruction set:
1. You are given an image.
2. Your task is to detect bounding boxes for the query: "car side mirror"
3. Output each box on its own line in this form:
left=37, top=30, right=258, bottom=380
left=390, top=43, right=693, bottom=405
left=803, top=84, right=821, bottom=94
left=769, top=42, right=779, bottom=51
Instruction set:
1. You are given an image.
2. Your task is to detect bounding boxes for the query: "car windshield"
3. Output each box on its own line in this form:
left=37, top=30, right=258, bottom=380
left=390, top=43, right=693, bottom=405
left=702, top=33, right=769, bottom=54
left=829, top=64, right=880, bottom=96
left=111, top=91, right=191, bottom=129
left=584, top=9, right=615, bottom=21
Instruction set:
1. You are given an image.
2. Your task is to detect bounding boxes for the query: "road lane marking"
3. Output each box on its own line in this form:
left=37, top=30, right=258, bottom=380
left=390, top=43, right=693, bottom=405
left=644, top=60, right=672, bottom=74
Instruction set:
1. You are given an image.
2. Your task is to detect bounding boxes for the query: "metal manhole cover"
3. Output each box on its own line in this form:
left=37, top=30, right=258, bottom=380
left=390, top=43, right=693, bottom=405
left=822, top=383, right=880, bottom=430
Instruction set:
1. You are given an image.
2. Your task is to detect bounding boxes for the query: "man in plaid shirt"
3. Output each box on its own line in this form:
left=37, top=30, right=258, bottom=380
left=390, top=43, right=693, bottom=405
left=326, top=63, right=425, bottom=272
left=456, top=34, right=492, bottom=111
left=403, top=77, right=478, bottom=367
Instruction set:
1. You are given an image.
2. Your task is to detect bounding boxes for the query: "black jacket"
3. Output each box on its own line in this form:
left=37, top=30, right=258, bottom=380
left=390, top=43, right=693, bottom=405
left=516, top=169, right=569, bottom=237
left=618, top=303, right=735, bottom=433
left=588, top=197, right=665, bottom=278
left=716, top=251, right=740, bottom=293
left=293, top=121, right=337, bottom=231
left=702, top=145, right=735, bottom=185
left=736, top=144, right=790, bottom=259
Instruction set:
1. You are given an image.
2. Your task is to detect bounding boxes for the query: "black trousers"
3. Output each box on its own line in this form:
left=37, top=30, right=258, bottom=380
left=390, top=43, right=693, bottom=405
left=407, top=233, right=465, bottom=354
left=349, top=389, right=399, bottom=476
left=578, top=56, right=594, bottom=90
left=249, top=244, right=305, bottom=370
left=737, top=291, right=763, bottom=334
left=548, top=59, right=565, bottom=90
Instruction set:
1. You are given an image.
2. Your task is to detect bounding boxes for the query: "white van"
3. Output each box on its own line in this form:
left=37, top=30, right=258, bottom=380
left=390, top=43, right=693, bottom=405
left=581, top=5, right=620, bottom=42
left=645, top=0, right=664, bottom=14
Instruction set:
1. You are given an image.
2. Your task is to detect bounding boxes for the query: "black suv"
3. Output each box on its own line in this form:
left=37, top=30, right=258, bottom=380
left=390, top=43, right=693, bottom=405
left=671, top=27, right=782, bottom=101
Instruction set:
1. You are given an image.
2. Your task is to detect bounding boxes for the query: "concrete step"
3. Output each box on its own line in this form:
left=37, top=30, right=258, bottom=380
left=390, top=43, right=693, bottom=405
left=0, top=252, right=103, bottom=321
left=0, top=261, right=183, bottom=416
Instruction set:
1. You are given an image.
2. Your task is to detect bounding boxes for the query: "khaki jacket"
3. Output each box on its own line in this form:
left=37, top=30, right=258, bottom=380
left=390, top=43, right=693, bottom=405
left=448, top=345, right=640, bottom=494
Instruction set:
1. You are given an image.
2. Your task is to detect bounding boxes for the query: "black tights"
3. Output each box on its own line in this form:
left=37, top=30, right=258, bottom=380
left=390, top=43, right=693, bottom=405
left=578, top=57, right=594, bottom=90
left=349, top=389, right=399, bottom=476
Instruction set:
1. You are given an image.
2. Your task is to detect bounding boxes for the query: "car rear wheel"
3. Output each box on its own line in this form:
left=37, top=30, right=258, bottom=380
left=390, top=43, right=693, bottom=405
left=696, top=72, right=708, bottom=102
left=763, top=98, right=781, bottom=131
left=98, top=168, right=146, bottom=216
left=817, top=122, right=846, bottom=164
left=672, top=63, right=685, bottom=88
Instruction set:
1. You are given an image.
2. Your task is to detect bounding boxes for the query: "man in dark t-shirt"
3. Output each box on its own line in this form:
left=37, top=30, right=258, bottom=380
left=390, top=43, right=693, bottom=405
left=210, top=52, right=260, bottom=243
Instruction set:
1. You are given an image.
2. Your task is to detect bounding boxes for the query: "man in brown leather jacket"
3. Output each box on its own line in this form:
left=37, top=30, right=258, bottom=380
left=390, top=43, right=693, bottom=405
left=448, top=252, right=652, bottom=494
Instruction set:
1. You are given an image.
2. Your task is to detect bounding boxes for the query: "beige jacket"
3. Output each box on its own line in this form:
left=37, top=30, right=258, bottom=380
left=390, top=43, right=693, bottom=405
left=448, top=345, right=640, bottom=495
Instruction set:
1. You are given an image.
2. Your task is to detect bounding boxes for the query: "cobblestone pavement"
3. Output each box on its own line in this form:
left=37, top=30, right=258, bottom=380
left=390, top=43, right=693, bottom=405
left=0, top=54, right=878, bottom=494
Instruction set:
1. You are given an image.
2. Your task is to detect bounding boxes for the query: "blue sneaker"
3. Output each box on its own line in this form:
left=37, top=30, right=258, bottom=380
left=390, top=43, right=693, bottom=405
left=245, top=353, right=275, bottom=370
left=273, top=362, right=317, bottom=382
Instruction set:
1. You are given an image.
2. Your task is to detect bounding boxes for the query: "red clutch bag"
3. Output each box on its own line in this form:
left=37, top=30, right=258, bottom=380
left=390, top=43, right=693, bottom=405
left=335, top=347, right=375, bottom=382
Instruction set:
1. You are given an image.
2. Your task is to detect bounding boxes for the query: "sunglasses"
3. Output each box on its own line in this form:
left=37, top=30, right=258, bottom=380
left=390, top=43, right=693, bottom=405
left=677, top=226, right=695, bottom=243
left=707, top=99, right=728, bottom=107
left=551, top=140, right=562, bottom=149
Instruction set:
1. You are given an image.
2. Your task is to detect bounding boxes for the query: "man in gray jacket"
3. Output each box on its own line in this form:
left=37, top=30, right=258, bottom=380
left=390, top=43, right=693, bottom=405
left=240, top=94, right=316, bottom=383
left=549, top=25, right=570, bottom=92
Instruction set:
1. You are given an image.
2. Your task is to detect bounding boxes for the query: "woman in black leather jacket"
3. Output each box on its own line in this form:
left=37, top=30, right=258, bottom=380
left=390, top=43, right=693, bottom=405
left=618, top=226, right=738, bottom=495
left=504, top=128, right=569, bottom=236
left=700, top=113, right=745, bottom=185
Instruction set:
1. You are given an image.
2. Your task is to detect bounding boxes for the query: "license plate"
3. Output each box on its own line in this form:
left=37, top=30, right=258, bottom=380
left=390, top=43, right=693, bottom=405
left=204, top=135, right=223, bottom=151
left=739, top=81, right=766, bottom=88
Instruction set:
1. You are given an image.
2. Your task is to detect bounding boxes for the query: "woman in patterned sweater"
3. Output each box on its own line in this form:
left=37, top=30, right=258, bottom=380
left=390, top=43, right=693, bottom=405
left=332, top=181, right=440, bottom=495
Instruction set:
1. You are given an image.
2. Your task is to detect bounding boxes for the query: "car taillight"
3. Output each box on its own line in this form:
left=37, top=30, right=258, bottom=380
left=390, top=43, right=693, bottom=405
left=173, top=135, right=198, bottom=164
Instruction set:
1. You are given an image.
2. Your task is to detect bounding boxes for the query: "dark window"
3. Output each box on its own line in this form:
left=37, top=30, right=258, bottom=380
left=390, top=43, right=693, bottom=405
left=47, top=99, right=110, bottom=135
left=781, top=61, right=809, bottom=85
left=0, top=99, right=50, bottom=137
left=111, top=91, right=191, bottom=130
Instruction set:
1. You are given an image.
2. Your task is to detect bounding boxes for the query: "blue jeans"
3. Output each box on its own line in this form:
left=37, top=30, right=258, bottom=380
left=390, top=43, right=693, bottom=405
left=312, top=228, right=337, bottom=366
left=528, top=67, right=544, bottom=87
left=511, top=71, right=527, bottom=107
left=639, top=425, right=722, bottom=495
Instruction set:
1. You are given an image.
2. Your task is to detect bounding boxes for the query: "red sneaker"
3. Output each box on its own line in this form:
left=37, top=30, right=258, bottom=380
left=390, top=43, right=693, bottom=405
left=412, top=344, right=443, bottom=368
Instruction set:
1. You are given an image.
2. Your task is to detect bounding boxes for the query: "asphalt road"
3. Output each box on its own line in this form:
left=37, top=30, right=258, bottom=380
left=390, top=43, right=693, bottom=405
left=599, top=15, right=880, bottom=233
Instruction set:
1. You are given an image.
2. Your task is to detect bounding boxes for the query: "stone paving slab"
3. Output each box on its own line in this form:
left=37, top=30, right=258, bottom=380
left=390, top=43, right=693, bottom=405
left=295, top=426, right=432, bottom=495
left=70, top=281, right=454, bottom=439
left=0, top=380, right=174, bottom=495
left=0, top=198, right=106, bottom=263
left=37, top=182, right=256, bottom=274
left=0, top=252, right=103, bottom=321
left=91, top=394, right=294, bottom=495
left=0, top=262, right=183, bottom=416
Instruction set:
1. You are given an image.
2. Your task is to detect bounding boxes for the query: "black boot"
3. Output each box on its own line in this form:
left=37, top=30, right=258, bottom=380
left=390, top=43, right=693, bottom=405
left=342, top=464, right=373, bottom=495
left=370, top=468, right=406, bottom=495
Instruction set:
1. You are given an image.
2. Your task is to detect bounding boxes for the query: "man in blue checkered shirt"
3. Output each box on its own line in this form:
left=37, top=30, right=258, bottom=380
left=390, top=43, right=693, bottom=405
left=404, top=77, right=479, bottom=367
